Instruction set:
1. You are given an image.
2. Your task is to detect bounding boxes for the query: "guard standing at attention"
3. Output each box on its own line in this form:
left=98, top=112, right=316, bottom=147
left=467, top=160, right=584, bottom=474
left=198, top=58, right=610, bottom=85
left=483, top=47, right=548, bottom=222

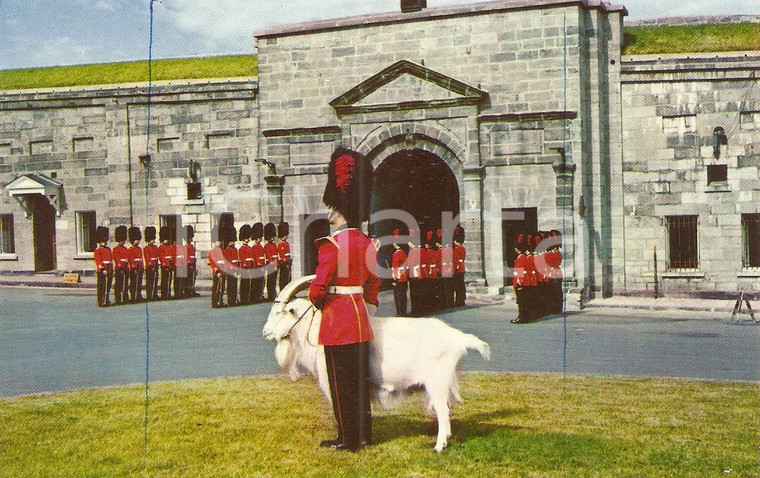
left=453, top=225, right=467, bottom=307
left=277, top=222, right=292, bottom=291
left=143, top=226, right=159, bottom=301
left=185, top=225, right=199, bottom=298
left=223, top=225, right=239, bottom=306
left=112, top=225, right=130, bottom=305
left=510, top=233, right=528, bottom=324
left=419, top=230, right=434, bottom=315
left=309, top=147, right=379, bottom=452
left=238, top=224, right=253, bottom=305
left=127, top=226, right=144, bottom=303
left=546, top=230, right=563, bottom=314
left=391, top=228, right=408, bottom=316
left=251, top=222, right=266, bottom=304
left=406, top=230, right=422, bottom=317
left=440, top=231, right=454, bottom=310
left=93, top=226, right=113, bottom=307
left=158, top=226, right=175, bottom=300
left=522, top=233, right=539, bottom=321
left=263, top=223, right=279, bottom=301
left=173, top=228, right=187, bottom=300
left=209, top=225, right=227, bottom=308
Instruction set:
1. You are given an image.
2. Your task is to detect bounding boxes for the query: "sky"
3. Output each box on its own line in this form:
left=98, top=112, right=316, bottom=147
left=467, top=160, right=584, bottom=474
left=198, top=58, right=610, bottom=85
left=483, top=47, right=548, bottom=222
left=1, top=0, right=759, bottom=70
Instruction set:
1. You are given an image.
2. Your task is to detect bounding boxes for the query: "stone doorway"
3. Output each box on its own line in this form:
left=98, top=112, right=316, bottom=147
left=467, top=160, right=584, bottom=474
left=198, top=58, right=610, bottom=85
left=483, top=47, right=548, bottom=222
left=372, top=149, right=459, bottom=275
left=30, top=195, right=56, bottom=272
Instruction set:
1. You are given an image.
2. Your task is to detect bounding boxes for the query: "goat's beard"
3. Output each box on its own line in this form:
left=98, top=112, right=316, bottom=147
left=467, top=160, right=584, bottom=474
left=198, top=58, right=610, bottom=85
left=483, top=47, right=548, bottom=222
left=275, top=338, right=301, bottom=380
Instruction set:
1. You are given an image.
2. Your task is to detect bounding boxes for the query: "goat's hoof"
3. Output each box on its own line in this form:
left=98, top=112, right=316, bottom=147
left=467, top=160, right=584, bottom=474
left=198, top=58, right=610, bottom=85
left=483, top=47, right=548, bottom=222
left=434, top=442, right=447, bottom=453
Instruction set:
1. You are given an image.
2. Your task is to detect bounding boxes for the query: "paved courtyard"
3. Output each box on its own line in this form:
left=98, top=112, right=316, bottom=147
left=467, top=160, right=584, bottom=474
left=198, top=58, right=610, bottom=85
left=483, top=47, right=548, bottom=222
left=1, top=286, right=758, bottom=397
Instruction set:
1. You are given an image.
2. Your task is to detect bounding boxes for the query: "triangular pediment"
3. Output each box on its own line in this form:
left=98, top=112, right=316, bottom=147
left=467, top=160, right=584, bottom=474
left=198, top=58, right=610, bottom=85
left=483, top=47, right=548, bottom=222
left=6, top=173, right=62, bottom=195
left=330, top=60, right=487, bottom=115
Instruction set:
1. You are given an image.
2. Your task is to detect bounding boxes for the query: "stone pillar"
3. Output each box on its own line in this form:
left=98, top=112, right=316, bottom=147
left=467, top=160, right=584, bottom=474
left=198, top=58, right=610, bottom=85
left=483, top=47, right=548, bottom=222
left=264, top=175, right=285, bottom=223
left=553, top=156, right=582, bottom=310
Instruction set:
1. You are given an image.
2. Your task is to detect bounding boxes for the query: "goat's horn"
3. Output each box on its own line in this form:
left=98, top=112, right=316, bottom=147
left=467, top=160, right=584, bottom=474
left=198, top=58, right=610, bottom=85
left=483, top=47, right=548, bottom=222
left=275, top=274, right=316, bottom=304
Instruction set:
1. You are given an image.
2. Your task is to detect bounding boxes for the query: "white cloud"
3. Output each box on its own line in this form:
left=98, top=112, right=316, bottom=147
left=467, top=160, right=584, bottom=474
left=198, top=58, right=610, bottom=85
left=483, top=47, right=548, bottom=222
left=31, top=36, right=93, bottom=67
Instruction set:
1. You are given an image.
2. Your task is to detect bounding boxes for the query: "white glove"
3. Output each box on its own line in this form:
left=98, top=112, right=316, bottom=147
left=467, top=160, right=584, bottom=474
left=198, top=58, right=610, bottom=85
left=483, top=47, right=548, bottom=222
left=366, top=303, right=378, bottom=319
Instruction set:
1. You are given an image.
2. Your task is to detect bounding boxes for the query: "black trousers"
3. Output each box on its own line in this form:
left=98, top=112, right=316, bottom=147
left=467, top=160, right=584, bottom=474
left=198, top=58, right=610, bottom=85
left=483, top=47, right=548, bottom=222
left=265, top=270, right=277, bottom=301
left=278, top=263, right=291, bottom=292
left=227, top=276, right=238, bottom=306
left=145, top=267, right=158, bottom=301
left=114, top=268, right=127, bottom=304
left=129, top=269, right=143, bottom=303
left=173, top=267, right=186, bottom=300
left=212, top=272, right=226, bottom=307
left=97, top=271, right=112, bottom=307
left=454, top=273, right=466, bottom=307
left=251, top=269, right=264, bottom=304
left=185, top=264, right=197, bottom=297
left=550, top=278, right=563, bottom=314
left=393, top=281, right=408, bottom=317
left=160, top=266, right=174, bottom=300
left=408, top=279, right=420, bottom=317
left=239, top=277, right=251, bottom=305
left=324, top=342, right=372, bottom=450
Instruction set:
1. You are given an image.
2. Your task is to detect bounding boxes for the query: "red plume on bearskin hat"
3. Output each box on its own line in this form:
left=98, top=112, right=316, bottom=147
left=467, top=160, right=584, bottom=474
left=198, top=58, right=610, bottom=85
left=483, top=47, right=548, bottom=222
left=323, top=147, right=373, bottom=228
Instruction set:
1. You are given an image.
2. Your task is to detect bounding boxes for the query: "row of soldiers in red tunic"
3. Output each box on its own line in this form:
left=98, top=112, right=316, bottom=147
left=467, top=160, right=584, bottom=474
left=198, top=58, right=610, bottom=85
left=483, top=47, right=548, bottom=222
left=510, top=230, right=564, bottom=324
left=390, top=225, right=467, bottom=317
left=92, top=225, right=198, bottom=307
left=207, top=222, right=291, bottom=308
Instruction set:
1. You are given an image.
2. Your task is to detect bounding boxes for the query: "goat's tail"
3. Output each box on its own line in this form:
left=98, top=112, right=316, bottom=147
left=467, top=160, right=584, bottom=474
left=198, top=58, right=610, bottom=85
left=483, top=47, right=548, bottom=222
left=465, top=334, right=491, bottom=361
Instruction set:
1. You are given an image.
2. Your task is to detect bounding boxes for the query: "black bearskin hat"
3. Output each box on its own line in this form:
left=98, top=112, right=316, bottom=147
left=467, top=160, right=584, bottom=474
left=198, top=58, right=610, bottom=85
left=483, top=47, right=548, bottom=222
left=186, top=225, right=194, bottom=242
left=144, top=226, right=156, bottom=242
left=264, top=222, right=276, bottom=241
left=252, top=222, right=264, bottom=240
left=454, top=225, right=465, bottom=244
left=277, top=222, right=289, bottom=239
left=514, top=233, right=525, bottom=252
left=159, top=226, right=170, bottom=243
left=96, top=226, right=110, bottom=244
left=239, top=224, right=252, bottom=241
left=322, top=147, right=373, bottom=228
left=128, top=226, right=142, bottom=243
left=115, top=225, right=128, bottom=243
left=226, top=226, right=237, bottom=245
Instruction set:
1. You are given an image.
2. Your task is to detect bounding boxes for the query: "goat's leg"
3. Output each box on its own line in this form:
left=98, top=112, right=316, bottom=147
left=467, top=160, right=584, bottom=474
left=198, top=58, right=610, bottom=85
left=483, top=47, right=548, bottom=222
left=429, top=388, right=451, bottom=453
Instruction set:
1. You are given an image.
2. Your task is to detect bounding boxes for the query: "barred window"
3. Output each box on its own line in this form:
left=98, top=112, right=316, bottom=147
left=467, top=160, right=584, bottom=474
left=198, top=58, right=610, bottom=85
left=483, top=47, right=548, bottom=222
left=742, top=214, right=760, bottom=268
left=76, top=211, right=97, bottom=253
left=666, top=215, right=699, bottom=270
left=0, top=214, right=14, bottom=254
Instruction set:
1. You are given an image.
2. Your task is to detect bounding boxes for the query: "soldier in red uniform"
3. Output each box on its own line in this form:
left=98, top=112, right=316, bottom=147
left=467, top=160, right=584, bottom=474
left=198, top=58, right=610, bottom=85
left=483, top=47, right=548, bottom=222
left=391, top=228, right=408, bottom=317
left=406, top=229, right=422, bottom=317
left=173, top=228, right=188, bottom=301
left=453, top=225, right=467, bottom=307
left=419, top=230, right=434, bottom=315
left=112, top=225, right=130, bottom=305
left=143, top=226, right=160, bottom=301
left=309, top=147, right=379, bottom=452
left=184, top=226, right=199, bottom=298
left=277, top=222, right=291, bottom=292
left=263, top=223, right=278, bottom=302
left=547, top=230, right=563, bottom=314
left=93, top=226, right=113, bottom=307
left=158, top=226, right=175, bottom=300
left=223, top=225, right=239, bottom=306
left=127, top=226, right=144, bottom=303
left=238, top=224, right=253, bottom=305
left=522, top=233, right=539, bottom=321
left=510, top=233, right=528, bottom=324
left=208, top=225, right=226, bottom=308
left=440, top=230, right=454, bottom=310
left=251, top=222, right=266, bottom=304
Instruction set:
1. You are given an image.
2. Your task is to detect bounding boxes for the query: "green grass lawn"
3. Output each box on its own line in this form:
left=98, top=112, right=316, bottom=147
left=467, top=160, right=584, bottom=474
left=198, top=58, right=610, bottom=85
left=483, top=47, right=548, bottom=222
left=0, top=55, right=257, bottom=91
left=1, top=373, right=757, bottom=477
left=623, top=23, right=760, bottom=55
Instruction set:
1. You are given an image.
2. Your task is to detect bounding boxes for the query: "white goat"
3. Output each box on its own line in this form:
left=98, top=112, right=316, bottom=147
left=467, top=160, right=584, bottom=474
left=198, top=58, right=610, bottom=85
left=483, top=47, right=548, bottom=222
left=262, top=276, right=491, bottom=453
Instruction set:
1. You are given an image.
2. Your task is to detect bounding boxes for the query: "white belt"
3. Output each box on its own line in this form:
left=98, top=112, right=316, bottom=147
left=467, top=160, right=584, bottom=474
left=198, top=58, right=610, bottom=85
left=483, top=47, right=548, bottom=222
left=329, top=286, right=363, bottom=294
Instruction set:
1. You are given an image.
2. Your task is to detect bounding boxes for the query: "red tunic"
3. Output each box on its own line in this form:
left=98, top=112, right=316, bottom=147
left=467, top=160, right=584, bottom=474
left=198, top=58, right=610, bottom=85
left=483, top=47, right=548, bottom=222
left=419, top=248, right=430, bottom=280
left=112, top=244, right=130, bottom=271
left=513, top=253, right=527, bottom=288
left=264, top=242, right=278, bottom=265
left=239, top=243, right=254, bottom=269
left=440, top=246, right=454, bottom=278
left=208, top=247, right=226, bottom=275
left=187, top=243, right=196, bottom=266
left=391, top=248, right=407, bottom=282
left=277, top=240, right=291, bottom=265
left=127, top=245, right=144, bottom=272
left=534, top=252, right=550, bottom=283
left=523, top=254, right=538, bottom=287
left=407, top=247, right=422, bottom=280
left=158, top=244, right=174, bottom=269
left=546, top=249, right=563, bottom=279
left=143, top=244, right=160, bottom=270
left=453, top=244, right=466, bottom=274
left=223, top=245, right=240, bottom=272
left=252, top=242, right=266, bottom=268
left=309, top=228, right=380, bottom=346
left=93, top=246, right=113, bottom=273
